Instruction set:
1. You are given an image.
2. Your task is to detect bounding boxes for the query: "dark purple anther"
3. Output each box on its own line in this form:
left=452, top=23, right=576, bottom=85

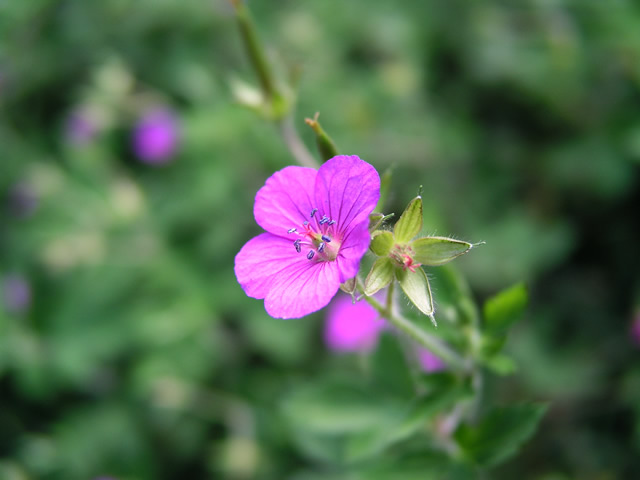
left=328, top=220, right=336, bottom=225
left=319, top=216, right=329, bottom=225
left=318, top=242, right=325, bottom=253
left=321, top=235, right=331, bottom=243
left=307, top=250, right=315, bottom=260
left=303, top=221, right=309, bottom=226
left=294, top=239, right=301, bottom=253
left=288, top=228, right=297, bottom=234
left=310, top=208, right=318, bottom=218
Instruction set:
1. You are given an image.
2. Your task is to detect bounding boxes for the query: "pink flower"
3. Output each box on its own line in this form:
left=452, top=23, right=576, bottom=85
left=325, top=293, right=386, bottom=352
left=416, top=347, right=446, bottom=372
left=235, top=155, right=380, bottom=319
left=324, top=291, right=446, bottom=372
left=132, top=108, right=179, bottom=164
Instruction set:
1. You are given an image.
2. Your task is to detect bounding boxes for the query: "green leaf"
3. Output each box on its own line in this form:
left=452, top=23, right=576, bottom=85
left=370, top=231, right=394, bottom=256
left=454, top=403, right=547, bottom=467
left=364, top=257, right=395, bottom=296
left=396, top=267, right=434, bottom=318
left=394, top=196, right=423, bottom=243
left=411, top=237, right=473, bottom=266
left=483, top=283, right=528, bottom=334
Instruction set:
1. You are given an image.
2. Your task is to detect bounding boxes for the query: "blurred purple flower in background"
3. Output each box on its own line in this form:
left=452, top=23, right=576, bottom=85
left=7, top=182, right=38, bottom=218
left=324, top=291, right=446, bottom=372
left=132, top=107, right=180, bottom=164
left=417, top=347, right=446, bottom=372
left=325, top=293, right=386, bottom=352
left=2, top=274, right=31, bottom=314
left=65, top=108, right=100, bottom=146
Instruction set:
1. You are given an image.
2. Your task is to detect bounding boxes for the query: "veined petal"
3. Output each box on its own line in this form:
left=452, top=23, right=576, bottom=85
left=314, top=155, right=380, bottom=234
left=254, top=166, right=317, bottom=237
left=334, top=221, right=371, bottom=282
left=234, top=233, right=341, bottom=319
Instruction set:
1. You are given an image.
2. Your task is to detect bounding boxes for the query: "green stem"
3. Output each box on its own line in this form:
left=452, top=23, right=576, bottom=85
left=304, top=112, right=339, bottom=161
left=360, top=284, right=469, bottom=372
left=233, top=0, right=277, bottom=100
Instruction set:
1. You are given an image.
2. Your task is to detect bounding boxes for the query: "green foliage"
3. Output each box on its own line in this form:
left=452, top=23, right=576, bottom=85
left=454, top=404, right=548, bottom=467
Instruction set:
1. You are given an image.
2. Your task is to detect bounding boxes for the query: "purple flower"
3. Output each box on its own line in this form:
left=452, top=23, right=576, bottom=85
left=325, top=293, right=386, bottom=352
left=65, top=109, right=99, bottom=146
left=2, top=274, right=31, bottom=314
left=416, top=347, right=446, bottom=372
left=132, top=108, right=179, bottom=164
left=235, top=155, right=380, bottom=319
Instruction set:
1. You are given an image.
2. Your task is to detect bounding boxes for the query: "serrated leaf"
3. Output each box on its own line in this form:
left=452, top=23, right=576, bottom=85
left=412, top=237, right=473, bottom=266
left=394, top=196, right=423, bottom=243
left=364, top=257, right=395, bottom=296
left=370, top=231, right=394, bottom=256
left=396, top=267, right=433, bottom=317
left=483, top=283, right=528, bottom=334
left=454, top=403, right=547, bottom=467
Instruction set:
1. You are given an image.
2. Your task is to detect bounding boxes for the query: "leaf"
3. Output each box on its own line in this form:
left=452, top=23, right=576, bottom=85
left=454, top=404, right=547, bottom=467
left=396, top=267, right=434, bottom=318
left=370, top=231, right=394, bottom=256
left=483, top=283, right=528, bottom=334
left=394, top=196, right=423, bottom=243
left=364, top=257, right=395, bottom=296
left=411, top=237, right=473, bottom=266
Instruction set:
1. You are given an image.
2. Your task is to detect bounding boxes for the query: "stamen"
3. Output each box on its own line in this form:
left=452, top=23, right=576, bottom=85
left=328, top=220, right=336, bottom=225
left=307, top=250, right=315, bottom=260
left=318, top=242, right=325, bottom=253
left=321, top=235, right=332, bottom=243
left=287, top=228, right=297, bottom=234
left=293, top=239, right=301, bottom=253
left=303, top=221, right=309, bottom=226
left=319, top=216, right=329, bottom=225
left=310, top=208, right=318, bottom=218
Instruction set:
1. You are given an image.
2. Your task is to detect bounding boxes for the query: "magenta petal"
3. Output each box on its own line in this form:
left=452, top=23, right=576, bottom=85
left=335, top=221, right=371, bottom=282
left=314, top=155, right=380, bottom=233
left=417, top=348, right=446, bottom=373
left=234, top=233, right=341, bottom=319
left=254, top=166, right=317, bottom=236
left=325, top=293, right=386, bottom=352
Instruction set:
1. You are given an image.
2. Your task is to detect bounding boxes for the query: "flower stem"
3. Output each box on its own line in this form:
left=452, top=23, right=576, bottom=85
left=360, top=283, right=469, bottom=372
left=279, top=116, right=318, bottom=169
left=304, top=112, right=339, bottom=162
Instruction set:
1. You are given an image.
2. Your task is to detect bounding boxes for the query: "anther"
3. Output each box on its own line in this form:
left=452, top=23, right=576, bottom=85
left=310, top=208, right=318, bottom=218
left=321, top=235, right=332, bottom=243
left=328, top=220, right=336, bottom=225
left=303, top=221, right=309, bottom=226
left=307, top=250, right=315, bottom=260
left=318, top=242, right=325, bottom=253
left=287, top=228, right=297, bottom=234
left=293, top=239, right=301, bottom=253
left=319, top=216, right=329, bottom=225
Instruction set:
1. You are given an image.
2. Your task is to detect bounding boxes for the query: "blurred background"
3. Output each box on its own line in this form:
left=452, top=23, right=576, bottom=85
left=1, top=0, right=640, bottom=478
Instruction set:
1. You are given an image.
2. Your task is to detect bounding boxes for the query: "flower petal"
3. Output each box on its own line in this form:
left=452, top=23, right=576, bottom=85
left=335, top=221, right=371, bottom=282
left=234, top=233, right=341, bottom=319
left=314, top=155, right=380, bottom=234
left=254, top=166, right=317, bottom=237
left=265, top=259, right=341, bottom=319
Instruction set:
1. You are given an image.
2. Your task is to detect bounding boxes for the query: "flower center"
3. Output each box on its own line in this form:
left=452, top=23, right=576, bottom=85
left=287, top=208, right=340, bottom=262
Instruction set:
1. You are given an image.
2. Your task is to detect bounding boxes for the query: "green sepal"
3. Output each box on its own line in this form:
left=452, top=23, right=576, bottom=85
left=394, top=196, right=423, bottom=244
left=411, top=236, right=473, bottom=266
left=339, top=277, right=357, bottom=295
left=370, top=231, right=394, bottom=256
left=369, top=212, right=394, bottom=233
left=396, top=266, right=435, bottom=324
left=364, top=257, right=395, bottom=296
